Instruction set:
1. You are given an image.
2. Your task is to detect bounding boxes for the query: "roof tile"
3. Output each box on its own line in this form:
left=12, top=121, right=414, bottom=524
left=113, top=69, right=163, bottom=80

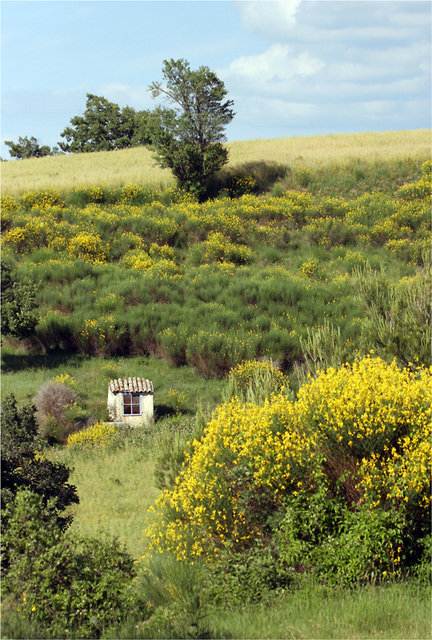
left=109, top=377, right=153, bottom=394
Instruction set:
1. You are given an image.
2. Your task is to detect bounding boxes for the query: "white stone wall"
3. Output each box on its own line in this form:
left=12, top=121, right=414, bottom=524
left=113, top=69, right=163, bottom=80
left=107, top=389, right=153, bottom=426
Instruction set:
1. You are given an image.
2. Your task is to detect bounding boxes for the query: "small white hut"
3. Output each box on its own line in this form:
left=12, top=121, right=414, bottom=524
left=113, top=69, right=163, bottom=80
left=107, top=377, right=154, bottom=426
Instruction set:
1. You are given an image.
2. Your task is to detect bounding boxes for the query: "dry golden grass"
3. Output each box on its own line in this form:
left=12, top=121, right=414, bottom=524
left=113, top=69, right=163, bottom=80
left=1, top=129, right=430, bottom=197
left=227, top=129, right=431, bottom=167
left=1, top=146, right=175, bottom=197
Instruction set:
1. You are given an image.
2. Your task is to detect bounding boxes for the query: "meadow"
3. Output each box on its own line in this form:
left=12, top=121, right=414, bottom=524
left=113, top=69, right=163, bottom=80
left=1, top=129, right=431, bottom=639
left=2, top=129, right=429, bottom=196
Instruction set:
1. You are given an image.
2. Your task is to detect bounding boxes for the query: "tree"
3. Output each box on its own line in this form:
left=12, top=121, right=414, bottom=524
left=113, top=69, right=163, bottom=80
left=1, top=261, right=38, bottom=339
left=4, top=136, right=58, bottom=160
left=59, top=93, right=152, bottom=153
left=147, top=58, right=235, bottom=199
left=1, top=393, right=79, bottom=530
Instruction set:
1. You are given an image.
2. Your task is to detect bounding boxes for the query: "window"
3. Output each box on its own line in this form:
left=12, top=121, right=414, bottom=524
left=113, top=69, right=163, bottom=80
left=122, top=393, right=141, bottom=416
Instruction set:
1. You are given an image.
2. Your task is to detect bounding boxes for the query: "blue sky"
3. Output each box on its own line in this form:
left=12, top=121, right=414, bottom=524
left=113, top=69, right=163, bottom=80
left=1, top=0, right=431, bottom=159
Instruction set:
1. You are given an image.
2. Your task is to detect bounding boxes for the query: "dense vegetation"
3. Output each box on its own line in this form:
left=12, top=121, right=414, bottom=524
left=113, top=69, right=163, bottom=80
left=1, top=159, right=430, bottom=378
left=1, top=137, right=431, bottom=639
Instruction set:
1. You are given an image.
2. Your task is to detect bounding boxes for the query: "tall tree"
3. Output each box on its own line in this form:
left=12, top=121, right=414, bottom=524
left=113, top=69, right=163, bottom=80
left=148, top=59, right=235, bottom=199
left=59, top=93, right=151, bottom=153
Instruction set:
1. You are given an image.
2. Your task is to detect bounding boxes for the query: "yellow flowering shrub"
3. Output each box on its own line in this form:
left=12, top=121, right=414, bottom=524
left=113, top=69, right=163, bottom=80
left=1, top=194, right=18, bottom=212
left=79, top=315, right=125, bottom=355
left=144, top=395, right=306, bottom=562
left=396, top=176, right=431, bottom=202
left=89, top=186, right=105, bottom=202
left=120, top=184, right=145, bottom=202
left=229, top=360, right=285, bottom=391
left=149, top=243, right=175, bottom=260
left=144, top=356, right=431, bottom=569
left=68, top=232, right=108, bottom=263
left=226, top=360, right=287, bottom=404
left=121, top=250, right=153, bottom=270
left=2, top=227, right=29, bottom=253
left=295, top=356, right=431, bottom=506
left=20, top=189, right=64, bottom=211
left=199, top=232, right=253, bottom=265
left=51, top=373, right=76, bottom=386
left=298, top=259, right=325, bottom=280
left=67, top=422, right=117, bottom=451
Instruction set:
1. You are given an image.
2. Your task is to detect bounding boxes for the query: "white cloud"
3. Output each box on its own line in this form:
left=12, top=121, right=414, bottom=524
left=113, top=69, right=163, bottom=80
left=236, top=0, right=302, bottom=38
left=223, top=0, right=431, bottom=138
left=219, top=43, right=324, bottom=96
left=98, top=83, right=153, bottom=110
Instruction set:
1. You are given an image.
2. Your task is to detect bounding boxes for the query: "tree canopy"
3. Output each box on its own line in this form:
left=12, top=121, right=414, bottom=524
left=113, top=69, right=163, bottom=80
left=58, top=93, right=152, bottom=153
left=4, top=136, right=59, bottom=160
left=147, top=58, right=235, bottom=199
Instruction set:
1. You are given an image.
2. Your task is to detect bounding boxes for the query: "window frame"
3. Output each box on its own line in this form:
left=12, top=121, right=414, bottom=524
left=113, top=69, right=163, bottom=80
left=122, top=392, right=142, bottom=416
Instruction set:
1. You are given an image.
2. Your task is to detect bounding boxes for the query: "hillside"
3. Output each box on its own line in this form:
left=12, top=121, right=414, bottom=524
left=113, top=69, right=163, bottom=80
left=1, top=131, right=431, bottom=640
left=1, top=129, right=430, bottom=196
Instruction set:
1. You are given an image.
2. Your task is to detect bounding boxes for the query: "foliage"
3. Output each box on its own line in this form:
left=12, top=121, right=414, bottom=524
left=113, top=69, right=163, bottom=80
left=296, top=320, right=350, bottom=383
left=67, top=421, right=117, bottom=452
left=1, top=261, right=39, bottom=339
left=4, top=136, right=59, bottom=160
left=2, top=165, right=430, bottom=376
left=2, top=489, right=140, bottom=639
left=59, top=93, right=152, bottom=153
left=147, top=59, right=235, bottom=199
left=354, top=262, right=431, bottom=368
left=154, top=414, right=206, bottom=493
left=135, top=555, right=211, bottom=639
left=143, top=356, right=431, bottom=587
left=34, top=381, right=79, bottom=443
left=1, top=393, right=78, bottom=530
left=206, top=543, right=294, bottom=606
left=0, top=156, right=429, bottom=377
left=224, top=359, right=289, bottom=405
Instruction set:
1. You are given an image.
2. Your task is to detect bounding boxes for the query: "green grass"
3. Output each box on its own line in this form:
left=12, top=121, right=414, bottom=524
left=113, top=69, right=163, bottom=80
left=1, top=347, right=225, bottom=419
left=206, top=583, right=432, bottom=640
left=53, top=437, right=161, bottom=558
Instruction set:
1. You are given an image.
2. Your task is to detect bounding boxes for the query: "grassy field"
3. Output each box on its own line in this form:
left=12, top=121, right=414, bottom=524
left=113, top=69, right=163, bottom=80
left=1, top=129, right=430, bottom=196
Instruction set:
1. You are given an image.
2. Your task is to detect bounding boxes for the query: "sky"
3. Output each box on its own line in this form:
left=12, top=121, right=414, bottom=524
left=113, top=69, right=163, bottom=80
left=1, top=0, right=431, bottom=159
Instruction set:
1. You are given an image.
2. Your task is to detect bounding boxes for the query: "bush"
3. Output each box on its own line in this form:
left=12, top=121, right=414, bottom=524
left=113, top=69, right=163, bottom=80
left=1, top=262, right=39, bottom=339
left=143, top=357, right=431, bottom=586
left=67, top=421, right=117, bottom=452
left=2, top=489, right=140, bottom=639
left=224, top=359, right=288, bottom=405
left=354, top=262, right=431, bottom=368
left=34, top=382, right=79, bottom=443
left=20, top=188, right=65, bottom=211
left=206, top=161, right=288, bottom=199
left=1, top=393, right=78, bottom=529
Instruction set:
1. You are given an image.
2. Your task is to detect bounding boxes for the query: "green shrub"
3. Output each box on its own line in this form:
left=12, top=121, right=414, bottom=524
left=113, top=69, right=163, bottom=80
left=224, top=359, right=289, bottom=405
left=135, top=555, right=210, bottom=639
left=66, top=185, right=117, bottom=208
left=207, top=544, right=294, bottom=606
left=354, top=262, right=431, bottom=367
left=1, top=393, right=78, bottom=532
left=2, top=489, right=140, bottom=639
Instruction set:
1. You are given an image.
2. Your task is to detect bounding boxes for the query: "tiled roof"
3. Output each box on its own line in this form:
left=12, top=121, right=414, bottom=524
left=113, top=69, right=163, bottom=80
left=109, top=377, right=153, bottom=394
